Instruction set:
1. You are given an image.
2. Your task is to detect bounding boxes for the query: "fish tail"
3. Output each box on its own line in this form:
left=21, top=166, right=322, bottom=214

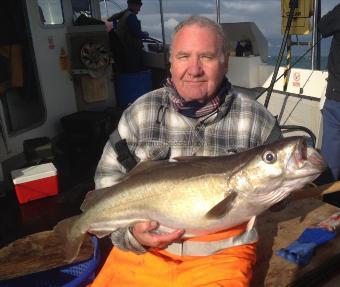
left=53, top=215, right=84, bottom=263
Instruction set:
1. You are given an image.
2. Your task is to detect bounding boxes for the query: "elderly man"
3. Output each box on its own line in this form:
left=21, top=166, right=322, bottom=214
left=91, top=16, right=281, bottom=287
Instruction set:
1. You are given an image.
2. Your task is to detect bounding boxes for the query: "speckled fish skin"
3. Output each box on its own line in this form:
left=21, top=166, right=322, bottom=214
left=54, top=136, right=326, bottom=262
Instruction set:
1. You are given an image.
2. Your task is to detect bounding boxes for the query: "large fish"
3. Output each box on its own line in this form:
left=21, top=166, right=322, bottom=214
left=54, top=136, right=326, bottom=262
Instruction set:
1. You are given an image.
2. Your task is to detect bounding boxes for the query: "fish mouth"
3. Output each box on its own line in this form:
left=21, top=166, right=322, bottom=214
left=291, top=137, right=327, bottom=176
left=292, top=138, right=308, bottom=164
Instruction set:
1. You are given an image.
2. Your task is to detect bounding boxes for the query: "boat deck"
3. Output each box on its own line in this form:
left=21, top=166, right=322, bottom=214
left=252, top=197, right=340, bottom=287
left=0, top=147, right=339, bottom=286
left=0, top=151, right=96, bottom=248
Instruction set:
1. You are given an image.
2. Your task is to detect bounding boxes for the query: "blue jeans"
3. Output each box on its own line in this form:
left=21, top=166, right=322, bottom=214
left=321, top=98, right=340, bottom=181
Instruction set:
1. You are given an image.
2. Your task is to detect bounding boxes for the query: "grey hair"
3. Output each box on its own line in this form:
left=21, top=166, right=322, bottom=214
left=169, top=15, right=228, bottom=61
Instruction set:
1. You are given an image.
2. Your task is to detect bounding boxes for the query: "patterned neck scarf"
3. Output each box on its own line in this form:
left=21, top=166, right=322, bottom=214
left=165, top=78, right=231, bottom=118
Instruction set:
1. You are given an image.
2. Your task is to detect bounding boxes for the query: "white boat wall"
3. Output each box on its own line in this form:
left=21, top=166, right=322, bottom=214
left=258, top=66, right=326, bottom=148
left=0, top=0, right=327, bottom=183
left=223, top=21, right=327, bottom=149
left=0, top=0, right=167, bottom=182
left=1, top=0, right=78, bottom=180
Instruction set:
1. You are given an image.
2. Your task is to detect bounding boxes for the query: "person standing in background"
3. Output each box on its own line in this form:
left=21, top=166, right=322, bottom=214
left=318, top=3, right=340, bottom=181
left=108, top=0, right=149, bottom=73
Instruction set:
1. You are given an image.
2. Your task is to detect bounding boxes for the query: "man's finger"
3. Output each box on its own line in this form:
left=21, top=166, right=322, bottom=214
left=133, top=221, right=158, bottom=234
left=151, top=229, right=185, bottom=243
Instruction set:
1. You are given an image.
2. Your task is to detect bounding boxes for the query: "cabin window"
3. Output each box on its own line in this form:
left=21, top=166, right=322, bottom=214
left=0, top=0, right=46, bottom=137
left=99, top=0, right=123, bottom=21
left=37, top=0, right=64, bottom=25
left=71, top=0, right=93, bottom=22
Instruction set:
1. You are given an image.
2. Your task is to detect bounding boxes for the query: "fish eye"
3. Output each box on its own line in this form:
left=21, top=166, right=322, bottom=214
left=263, top=151, right=277, bottom=164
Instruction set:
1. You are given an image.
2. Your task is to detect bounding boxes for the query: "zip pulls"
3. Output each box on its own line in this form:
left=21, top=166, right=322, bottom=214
left=156, top=105, right=168, bottom=125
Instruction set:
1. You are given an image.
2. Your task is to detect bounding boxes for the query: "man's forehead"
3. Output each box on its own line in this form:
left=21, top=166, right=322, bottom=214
left=173, top=25, right=221, bottom=46
left=173, top=49, right=217, bottom=55
left=172, top=28, right=221, bottom=52
left=176, top=24, right=215, bottom=35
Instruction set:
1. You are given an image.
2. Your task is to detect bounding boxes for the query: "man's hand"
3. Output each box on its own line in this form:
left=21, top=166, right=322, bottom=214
left=131, top=221, right=185, bottom=249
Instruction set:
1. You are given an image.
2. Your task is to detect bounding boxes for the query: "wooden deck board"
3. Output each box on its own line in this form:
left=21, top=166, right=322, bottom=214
left=252, top=198, right=340, bottom=287
left=0, top=230, right=94, bottom=280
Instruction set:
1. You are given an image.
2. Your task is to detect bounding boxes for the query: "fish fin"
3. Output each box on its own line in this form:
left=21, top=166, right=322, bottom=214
left=205, top=192, right=237, bottom=219
left=127, top=160, right=166, bottom=176
left=90, top=230, right=114, bottom=238
left=246, top=216, right=257, bottom=231
left=53, top=216, right=85, bottom=263
left=80, top=187, right=112, bottom=211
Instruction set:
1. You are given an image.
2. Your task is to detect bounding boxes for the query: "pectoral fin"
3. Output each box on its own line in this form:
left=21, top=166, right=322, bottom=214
left=205, top=192, right=237, bottom=219
left=246, top=216, right=257, bottom=231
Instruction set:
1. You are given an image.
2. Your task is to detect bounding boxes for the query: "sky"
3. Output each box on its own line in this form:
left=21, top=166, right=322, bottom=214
left=100, top=0, right=339, bottom=56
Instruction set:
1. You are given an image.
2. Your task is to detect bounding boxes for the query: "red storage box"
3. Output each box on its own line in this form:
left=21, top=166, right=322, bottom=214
left=11, top=163, right=58, bottom=204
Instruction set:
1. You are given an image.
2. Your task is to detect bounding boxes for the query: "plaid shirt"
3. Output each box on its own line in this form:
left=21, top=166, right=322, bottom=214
left=95, top=85, right=280, bottom=188
left=94, top=85, right=281, bottom=253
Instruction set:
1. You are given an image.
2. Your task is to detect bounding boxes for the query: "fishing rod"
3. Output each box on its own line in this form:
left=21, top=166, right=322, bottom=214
left=255, top=36, right=324, bottom=148
left=263, top=0, right=298, bottom=108
left=255, top=36, right=324, bottom=100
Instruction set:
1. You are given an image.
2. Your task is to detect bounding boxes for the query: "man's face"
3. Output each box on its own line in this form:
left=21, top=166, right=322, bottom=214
left=170, top=24, right=229, bottom=103
left=130, top=3, right=142, bottom=14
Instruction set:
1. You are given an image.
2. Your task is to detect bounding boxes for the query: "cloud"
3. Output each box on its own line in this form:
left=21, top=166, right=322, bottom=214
left=222, top=0, right=278, bottom=13
left=164, top=17, right=179, bottom=31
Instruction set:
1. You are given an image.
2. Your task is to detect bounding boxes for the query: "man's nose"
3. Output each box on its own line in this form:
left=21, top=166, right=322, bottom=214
left=187, top=58, right=203, bottom=76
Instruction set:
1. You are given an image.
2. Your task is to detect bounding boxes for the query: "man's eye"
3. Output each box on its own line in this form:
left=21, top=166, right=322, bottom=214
left=177, top=55, right=188, bottom=59
left=200, top=55, right=213, bottom=60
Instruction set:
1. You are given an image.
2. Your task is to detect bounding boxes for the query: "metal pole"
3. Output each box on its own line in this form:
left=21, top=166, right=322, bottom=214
left=216, top=0, right=220, bottom=23
left=158, top=0, right=168, bottom=70
left=104, top=0, right=109, bottom=18
left=311, top=0, right=321, bottom=70
left=283, top=35, right=292, bottom=92
left=159, top=0, right=166, bottom=46
left=278, top=35, right=292, bottom=123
